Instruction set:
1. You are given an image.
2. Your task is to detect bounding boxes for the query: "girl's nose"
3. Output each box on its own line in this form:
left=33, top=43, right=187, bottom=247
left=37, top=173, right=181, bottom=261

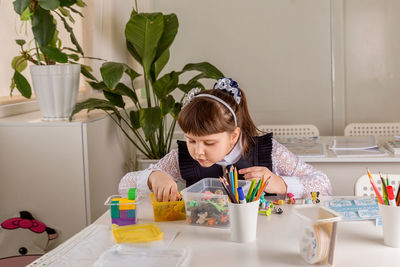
left=195, top=143, right=205, bottom=156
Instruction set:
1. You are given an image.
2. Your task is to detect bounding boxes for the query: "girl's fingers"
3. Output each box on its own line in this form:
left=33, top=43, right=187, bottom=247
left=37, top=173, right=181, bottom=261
left=239, top=166, right=265, bottom=174
left=162, top=186, right=172, bottom=202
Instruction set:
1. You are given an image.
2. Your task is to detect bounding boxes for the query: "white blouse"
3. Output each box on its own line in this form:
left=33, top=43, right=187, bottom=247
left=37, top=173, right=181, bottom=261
left=119, top=139, right=332, bottom=200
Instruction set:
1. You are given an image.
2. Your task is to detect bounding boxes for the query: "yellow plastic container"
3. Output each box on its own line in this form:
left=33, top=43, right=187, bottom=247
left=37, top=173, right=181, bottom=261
left=150, top=193, right=186, bottom=222
left=111, top=223, right=163, bottom=243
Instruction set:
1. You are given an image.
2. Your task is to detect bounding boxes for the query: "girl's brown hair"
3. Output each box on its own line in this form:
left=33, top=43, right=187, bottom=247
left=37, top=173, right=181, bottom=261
left=178, top=88, right=258, bottom=154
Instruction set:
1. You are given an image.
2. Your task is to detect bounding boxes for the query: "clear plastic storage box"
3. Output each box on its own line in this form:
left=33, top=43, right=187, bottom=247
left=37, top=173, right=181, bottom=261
left=180, top=178, right=248, bottom=227
left=149, top=193, right=186, bottom=222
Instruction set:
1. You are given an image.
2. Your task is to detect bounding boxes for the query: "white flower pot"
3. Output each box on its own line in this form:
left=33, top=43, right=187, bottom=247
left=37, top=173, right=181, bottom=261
left=136, top=157, right=158, bottom=170
left=30, top=64, right=81, bottom=121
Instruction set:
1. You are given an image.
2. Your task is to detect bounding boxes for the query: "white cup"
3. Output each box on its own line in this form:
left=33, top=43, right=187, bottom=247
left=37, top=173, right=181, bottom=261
left=379, top=204, right=400, bottom=247
left=228, top=200, right=260, bottom=242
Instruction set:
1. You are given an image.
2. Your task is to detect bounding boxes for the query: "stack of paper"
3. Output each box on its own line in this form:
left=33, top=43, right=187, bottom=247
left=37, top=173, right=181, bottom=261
left=328, top=136, right=388, bottom=157
left=385, top=140, right=400, bottom=155
left=276, top=136, right=325, bottom=157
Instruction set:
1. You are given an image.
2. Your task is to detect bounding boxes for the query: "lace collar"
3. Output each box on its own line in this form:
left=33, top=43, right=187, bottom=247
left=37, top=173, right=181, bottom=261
left=216, top=135, right=242, bottom=167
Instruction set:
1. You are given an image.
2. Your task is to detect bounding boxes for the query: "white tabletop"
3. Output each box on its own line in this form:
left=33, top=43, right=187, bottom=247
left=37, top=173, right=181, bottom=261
left=30, top=198, right=400, bottom=267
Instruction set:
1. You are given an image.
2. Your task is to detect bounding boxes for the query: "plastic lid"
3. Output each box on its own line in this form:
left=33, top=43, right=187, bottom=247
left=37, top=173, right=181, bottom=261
left=112, top=223, right=163, bottom=243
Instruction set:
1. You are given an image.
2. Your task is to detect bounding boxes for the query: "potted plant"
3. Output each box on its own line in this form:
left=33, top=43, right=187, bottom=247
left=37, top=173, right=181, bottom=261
left=10, top=0, right=95, bottom=121
left=70, top=8, right=224, bottom=163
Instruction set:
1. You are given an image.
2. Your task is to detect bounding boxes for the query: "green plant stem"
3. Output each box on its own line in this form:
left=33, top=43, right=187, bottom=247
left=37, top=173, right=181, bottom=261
left=106, top=111, right=151, bottom=158
left=144, top=74, right=151, bottom=108
left=135, top=0, right=138, bottom=12
left=166, top=119, right=177, bottom=153
left=119, top=110, right=152, bottom=155
left=34, top=39, right=41, bottom=65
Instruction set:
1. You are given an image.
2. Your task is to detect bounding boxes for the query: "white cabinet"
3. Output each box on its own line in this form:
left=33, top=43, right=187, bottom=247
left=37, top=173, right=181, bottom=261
left=0, top=110, right=133, bottom=247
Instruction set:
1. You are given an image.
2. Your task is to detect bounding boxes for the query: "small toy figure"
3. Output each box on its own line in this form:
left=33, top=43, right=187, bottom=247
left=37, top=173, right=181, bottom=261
left=196, top=212, right=208, bottom=224
left=311, top=191, right=320, bottom=204
left=273, top=199, right=285, bottom=205
left=287, top=193, right=296, bottom=204
left=0, top=211, right=57, bottom=266
left=273, top=207, right=283, bottom=214
left=258, top=207, right=272, bottom=216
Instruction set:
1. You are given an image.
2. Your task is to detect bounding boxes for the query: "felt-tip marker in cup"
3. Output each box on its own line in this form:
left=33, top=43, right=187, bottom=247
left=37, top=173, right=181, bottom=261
left=387, top=186, right=396, bottom=206
left=237, top=187, right=246, bottom=204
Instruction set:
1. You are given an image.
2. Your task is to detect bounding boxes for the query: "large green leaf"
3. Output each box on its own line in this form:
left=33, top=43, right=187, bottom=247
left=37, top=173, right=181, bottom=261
left=40, top=46, right=68, bottom=63
left=152, top=49, right=169, bottom=80
left=140, top=107, right=161, bottom=139
left=115, top=83, right=138, bottom=104
left=103, top=91, right=125, bottom=108
left=152, top=71, right=179, bottom=99
left=32, top=7, right=56, bottom=47
left=160, top=95, right=175, bottom=116
left=155, top=14, right=178, bottom=60
left=182, top=62, right=224, bottom=79
left=39, top=0, right=60, bottom=10
left=60, top=0, right=76, bottom=7
left=13, top=71, right=31, bottom=98
left=81, top=64, right=97, bottom=81
left=126, top=40, right=141, bottom=63
left=89, top=81, right=138, bottom=104
left=70, top=98, right=121, bottom=121
left=129, top=110, right=140, bottom=129
left=170, top=102, right=182, bottom=120
left=125, top=13, right=164, bottom=75
left=13, top=0, right=30, bottom=15
left=124, top=65, right=140, bottom=82
left=100, top=62, right=126, bottom=89
left=178, top=80, right=205, bottom=94
left=57, top=14, right=83, bottom=55
left=11, top=56, right=27, bottom=72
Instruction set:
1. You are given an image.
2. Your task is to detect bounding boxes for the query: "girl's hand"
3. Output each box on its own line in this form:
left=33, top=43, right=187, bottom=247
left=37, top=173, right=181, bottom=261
left=148, top=171, right=180, bottom=202
left=238, top=166, right=287, bottom=195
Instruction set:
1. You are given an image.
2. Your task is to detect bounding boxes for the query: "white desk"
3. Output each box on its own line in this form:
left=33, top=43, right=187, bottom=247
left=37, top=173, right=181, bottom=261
left=300, top=137, right=400, bottom=196
left=30, top=199, right=400, bottom=267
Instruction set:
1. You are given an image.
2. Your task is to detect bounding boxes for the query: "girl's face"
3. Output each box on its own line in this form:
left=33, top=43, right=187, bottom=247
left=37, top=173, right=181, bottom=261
left=185, top=128, right=241, bottom=167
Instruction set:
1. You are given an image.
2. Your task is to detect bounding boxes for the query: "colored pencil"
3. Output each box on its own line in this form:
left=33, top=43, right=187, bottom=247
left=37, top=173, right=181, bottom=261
left=219, top=177, right=237, bottom=203
left=230, top=169, right=235, bottom=198
left=396, top=183, right=400, bottom=206
left=249, top=179, right=262, bottom=202
left=246, top=179, right=257, bottom=202
left=367, top=169, right=384, bottom=204
left=254, top=176, right=270, bottom=201
left=379, top=173, right=389, bottom=205
left=234, top=167, right=238, bottom=203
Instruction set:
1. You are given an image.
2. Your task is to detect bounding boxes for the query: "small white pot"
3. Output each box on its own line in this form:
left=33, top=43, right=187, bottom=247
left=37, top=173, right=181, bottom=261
left=30, top=64, right=81, bottom=121
left=136, top=157, right=158, bottom=170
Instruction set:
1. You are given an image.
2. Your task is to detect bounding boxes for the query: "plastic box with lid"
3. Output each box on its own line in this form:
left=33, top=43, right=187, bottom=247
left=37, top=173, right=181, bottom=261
left=180, top=178, right=248, bottom=227
left=149, top=193, right=186, bottom=222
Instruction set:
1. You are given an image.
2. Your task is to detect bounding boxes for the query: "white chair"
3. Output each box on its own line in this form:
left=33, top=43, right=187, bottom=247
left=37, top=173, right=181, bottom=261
left=354, top=174, right=400, bottom=197
left=344, top=123, right=400, bottom=137
left=257, top=124, right=319, bottom=137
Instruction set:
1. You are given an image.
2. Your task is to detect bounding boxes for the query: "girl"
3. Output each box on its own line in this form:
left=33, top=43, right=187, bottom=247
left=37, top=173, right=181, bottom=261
left=119, top=78, right=332, bottom=201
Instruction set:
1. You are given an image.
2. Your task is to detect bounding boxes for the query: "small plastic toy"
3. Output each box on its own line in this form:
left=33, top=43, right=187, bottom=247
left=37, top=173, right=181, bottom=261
left=287, top=193, right=296, bottom=204
left=273, top=199, right=285, bottom=205
left=109, top=188, right=137, bottom=226
left=273, top=207, right=283, bottom=214
left=311, top=191, right=320, bottom=204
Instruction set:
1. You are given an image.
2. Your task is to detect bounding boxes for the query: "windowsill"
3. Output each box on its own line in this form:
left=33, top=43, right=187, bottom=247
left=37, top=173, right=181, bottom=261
left=0, top=91, right=145, bottom=126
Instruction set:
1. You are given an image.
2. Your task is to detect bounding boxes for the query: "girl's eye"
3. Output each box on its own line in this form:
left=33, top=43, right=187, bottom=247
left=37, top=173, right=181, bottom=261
left=188, top=140, right=195, bottom=144
left=205, top=142, right=214, bottom=146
